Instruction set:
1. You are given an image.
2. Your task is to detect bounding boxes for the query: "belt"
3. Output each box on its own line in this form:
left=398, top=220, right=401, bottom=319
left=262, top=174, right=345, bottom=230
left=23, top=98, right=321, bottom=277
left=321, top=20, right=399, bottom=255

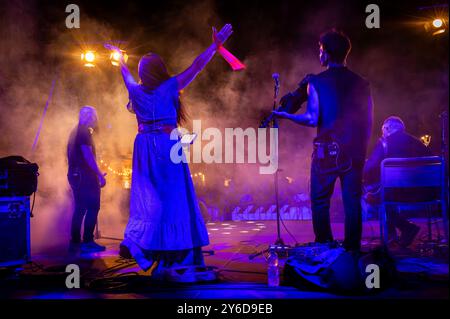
left=138, top=123, right=177, bottom=134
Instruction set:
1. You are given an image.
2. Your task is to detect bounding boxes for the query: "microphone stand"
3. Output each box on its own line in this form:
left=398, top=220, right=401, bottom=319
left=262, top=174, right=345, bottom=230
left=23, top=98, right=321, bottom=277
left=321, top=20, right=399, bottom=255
left=420, top=111, right=449, bottom=257
left=249, top=75, right=291, bottom=260
left=439, top=111, right=449, bottom=242
left=272, top=77, right=285, bottom=248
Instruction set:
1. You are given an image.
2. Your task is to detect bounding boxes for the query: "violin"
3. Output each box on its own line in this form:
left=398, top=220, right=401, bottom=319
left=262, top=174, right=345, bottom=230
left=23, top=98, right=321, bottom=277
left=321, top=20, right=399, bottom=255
left=259, top=74, right=314, bottom=128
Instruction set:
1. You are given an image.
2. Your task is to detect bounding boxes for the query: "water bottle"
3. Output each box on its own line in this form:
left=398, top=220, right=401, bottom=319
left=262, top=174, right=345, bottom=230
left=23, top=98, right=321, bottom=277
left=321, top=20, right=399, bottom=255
left=267, top=248, right=279, bottom=287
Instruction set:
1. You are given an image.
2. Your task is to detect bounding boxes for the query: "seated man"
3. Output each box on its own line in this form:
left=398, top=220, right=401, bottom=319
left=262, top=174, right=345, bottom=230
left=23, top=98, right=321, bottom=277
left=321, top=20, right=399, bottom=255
left=363, top=116, right=432, bottom=247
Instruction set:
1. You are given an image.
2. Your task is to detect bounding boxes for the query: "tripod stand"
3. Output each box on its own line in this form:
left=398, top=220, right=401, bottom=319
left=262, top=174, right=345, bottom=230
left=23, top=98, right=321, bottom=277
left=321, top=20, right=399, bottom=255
left=416, top=111, right=449, bottom=258
left=250, top=74, right=291, bottom=260
left=439, top=110, right=449, bottom=242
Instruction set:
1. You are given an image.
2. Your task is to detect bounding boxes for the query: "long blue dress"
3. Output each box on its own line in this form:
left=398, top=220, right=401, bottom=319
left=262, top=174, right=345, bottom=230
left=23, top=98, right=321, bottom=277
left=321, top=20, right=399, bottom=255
left=121, top=77, right=209, bottom=271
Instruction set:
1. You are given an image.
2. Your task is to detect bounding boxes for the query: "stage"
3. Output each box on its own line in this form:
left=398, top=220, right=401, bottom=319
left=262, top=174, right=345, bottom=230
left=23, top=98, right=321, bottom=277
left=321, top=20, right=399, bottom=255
left=1, top=220, right=448, bottom=300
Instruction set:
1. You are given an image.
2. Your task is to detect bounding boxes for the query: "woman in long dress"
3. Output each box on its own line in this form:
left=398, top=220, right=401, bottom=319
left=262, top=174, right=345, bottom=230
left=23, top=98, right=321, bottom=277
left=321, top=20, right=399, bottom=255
left=109, top=24, right=233, bottom=281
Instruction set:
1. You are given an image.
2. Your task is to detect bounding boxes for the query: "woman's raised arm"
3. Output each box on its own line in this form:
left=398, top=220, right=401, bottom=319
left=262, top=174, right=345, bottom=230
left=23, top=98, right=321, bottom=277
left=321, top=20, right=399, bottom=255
left=104, top=44, right=138, bottom=92
left=176, top=24, right=233, bottom=90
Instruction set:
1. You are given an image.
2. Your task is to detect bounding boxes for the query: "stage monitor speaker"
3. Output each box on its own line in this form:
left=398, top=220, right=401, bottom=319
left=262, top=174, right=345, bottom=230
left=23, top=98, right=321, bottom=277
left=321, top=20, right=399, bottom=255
left=0, top=156, right=39, bottom=196
left=0, top=196, right=31, bottom=268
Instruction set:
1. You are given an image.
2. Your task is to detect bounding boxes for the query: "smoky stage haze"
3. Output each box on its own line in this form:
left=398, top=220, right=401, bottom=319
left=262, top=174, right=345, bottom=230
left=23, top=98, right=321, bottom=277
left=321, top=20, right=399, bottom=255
left=0, top=0, right=447, bottom=253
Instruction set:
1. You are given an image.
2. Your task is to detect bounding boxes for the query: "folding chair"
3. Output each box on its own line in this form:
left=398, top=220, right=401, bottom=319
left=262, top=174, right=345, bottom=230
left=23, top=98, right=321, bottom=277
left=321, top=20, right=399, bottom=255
left=380, top=156, right=448, bottom=247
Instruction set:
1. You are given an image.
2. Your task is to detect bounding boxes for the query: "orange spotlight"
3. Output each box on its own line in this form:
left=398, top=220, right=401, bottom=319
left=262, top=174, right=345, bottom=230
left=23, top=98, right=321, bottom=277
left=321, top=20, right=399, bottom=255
left=420, top=135, right=431, bottom=146
left=424, top=17, right=447, bottom=36
left=433, top=28, right=446, bottom=36
left=110, top=50, right=128, bottom=66
left=432, top=18, right=444, bottom=28
left=431, top=18, right=446, bottom=35
left=81, top=50, right=96, bottom=67
left=123, top=179, right=131, bottom=190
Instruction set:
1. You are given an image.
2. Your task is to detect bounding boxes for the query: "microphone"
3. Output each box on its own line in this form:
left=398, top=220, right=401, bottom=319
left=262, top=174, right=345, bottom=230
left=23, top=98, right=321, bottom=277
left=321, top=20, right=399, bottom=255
left=272, top=73, right=280, bottom=86
left=272, top=73, right=280, bottom=100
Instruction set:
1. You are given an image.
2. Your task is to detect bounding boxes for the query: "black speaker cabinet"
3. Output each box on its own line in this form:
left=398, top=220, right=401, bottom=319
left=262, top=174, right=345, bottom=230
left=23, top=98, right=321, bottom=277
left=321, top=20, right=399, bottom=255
left=0, top=156, right=39, bottom=196
left=0, top=196, right=31, bottom=267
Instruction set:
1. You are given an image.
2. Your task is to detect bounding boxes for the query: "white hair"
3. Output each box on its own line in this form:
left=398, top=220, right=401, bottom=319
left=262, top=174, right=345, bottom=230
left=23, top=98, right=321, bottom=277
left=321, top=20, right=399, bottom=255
left=383, top=116, right=405, bottom=131
left=79, top=106, right=97, bottom=126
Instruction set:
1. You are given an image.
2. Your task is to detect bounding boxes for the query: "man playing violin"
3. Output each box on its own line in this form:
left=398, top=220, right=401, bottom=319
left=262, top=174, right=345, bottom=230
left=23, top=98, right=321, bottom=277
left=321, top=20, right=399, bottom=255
left=273, top=29, right=373, bottom=252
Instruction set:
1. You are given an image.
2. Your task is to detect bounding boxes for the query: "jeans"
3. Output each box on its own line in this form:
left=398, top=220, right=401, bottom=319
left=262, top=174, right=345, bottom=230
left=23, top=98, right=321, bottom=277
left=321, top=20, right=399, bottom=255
left=68, top=170, right=100, bottom=243
left=310, top=157, right=364, bottom=250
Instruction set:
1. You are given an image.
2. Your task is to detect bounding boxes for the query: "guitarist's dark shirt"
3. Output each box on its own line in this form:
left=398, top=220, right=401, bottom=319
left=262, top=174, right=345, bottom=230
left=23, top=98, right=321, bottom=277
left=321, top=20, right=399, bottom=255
left=309, top=66, right=372, bottom=163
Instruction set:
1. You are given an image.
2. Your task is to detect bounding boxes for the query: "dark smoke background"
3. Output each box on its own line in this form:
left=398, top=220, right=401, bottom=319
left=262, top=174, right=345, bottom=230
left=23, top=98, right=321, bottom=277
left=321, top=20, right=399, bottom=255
left=0, top=0, right=448, bottom=253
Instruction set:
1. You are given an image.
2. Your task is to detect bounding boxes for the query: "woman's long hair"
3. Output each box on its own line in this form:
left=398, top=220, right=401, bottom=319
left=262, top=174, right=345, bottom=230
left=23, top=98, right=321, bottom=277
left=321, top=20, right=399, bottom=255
left=138, top=53, right=187, bottom=125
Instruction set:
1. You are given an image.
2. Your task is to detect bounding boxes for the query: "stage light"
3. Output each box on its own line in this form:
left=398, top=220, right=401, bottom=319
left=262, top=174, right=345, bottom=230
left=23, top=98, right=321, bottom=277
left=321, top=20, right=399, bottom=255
left=433, top=29, right=446, bottom=35
left=84, top=51, right=95, bottom=62
left=110, top=50, right=128, bottom=66
left=433, top=18, right=444, bottom=28
left=420, top=134, right=431, bottom=146
left=419, top=4, right=449, bottom=36
left=424, top=17, right=447, bottom=36
left=224, top=178, right=231, bottom=187
left=112, top=51, right=121, bottom=60
left=81, top=50, right=96, bottom=67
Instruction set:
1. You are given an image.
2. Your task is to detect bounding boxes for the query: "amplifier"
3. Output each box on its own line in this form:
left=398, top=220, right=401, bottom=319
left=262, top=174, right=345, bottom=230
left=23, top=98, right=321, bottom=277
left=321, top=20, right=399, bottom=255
left=0, top=196, right=31, bottom=267
left=0, top=156, right=39, bottom=196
